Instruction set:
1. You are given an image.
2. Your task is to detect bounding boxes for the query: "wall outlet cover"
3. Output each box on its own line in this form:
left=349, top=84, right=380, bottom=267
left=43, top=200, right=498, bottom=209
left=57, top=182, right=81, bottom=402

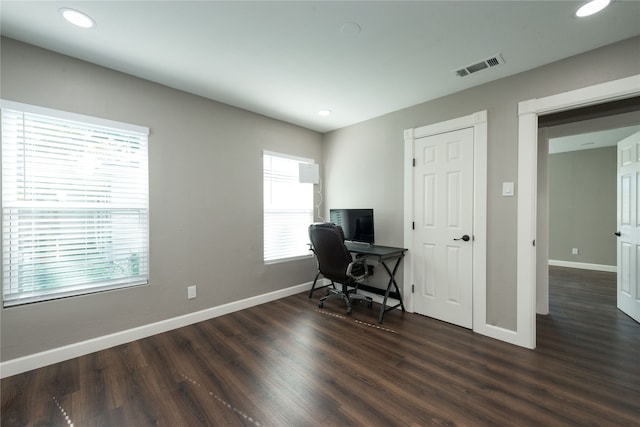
left=187, top=285, right=197, bottom=299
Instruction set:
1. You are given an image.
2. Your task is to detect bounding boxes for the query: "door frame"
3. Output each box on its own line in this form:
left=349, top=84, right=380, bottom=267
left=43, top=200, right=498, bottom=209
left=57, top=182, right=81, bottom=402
left=518, top=74, right=640, bottom=349
left=403, top=111, right=488, bottom=336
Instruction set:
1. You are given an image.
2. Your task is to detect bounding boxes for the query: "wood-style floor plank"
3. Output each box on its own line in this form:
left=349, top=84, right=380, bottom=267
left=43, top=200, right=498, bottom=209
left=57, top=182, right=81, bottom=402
left=2, top=266, right=639, bottom=426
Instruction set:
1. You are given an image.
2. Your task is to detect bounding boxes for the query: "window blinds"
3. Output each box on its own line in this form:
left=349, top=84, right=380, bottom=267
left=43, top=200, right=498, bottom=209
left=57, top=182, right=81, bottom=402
left=263, top=152, right=314, bottom=263
left=1, top=101, right=149, bottom=306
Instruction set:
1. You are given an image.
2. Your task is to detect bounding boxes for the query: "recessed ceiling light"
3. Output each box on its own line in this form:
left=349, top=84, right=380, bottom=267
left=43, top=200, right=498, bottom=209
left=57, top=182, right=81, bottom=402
left=59, top=8, right=96, bottom=29
left=318, top=109, right=332, bottom=117
left=575, top=0, right=611, bottom=17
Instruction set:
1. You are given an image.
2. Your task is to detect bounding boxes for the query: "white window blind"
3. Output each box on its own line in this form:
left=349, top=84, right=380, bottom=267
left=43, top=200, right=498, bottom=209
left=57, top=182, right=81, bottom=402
left=1, top=101, right=149, bottom=306
left=263, top=152, right=314, bottom=263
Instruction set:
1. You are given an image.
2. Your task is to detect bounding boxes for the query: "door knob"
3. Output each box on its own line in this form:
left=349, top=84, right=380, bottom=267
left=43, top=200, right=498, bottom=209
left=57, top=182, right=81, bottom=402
left=454, top=235, right=471, bottom=242
left=614, top=231, right=621, bottom=237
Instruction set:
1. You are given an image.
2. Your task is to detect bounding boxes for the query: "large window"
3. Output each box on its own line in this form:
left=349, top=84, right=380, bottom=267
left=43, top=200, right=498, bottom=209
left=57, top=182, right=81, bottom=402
left=1, top=100, right=149, bottom=306
left=263, top=151, right=314, bottom=263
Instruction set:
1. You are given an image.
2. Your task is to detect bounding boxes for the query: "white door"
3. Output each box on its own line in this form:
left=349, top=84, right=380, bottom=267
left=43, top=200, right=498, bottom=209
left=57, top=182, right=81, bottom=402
left=617, top=131, right=640, bottom=323
left=413, top=127, right=474, bottom=328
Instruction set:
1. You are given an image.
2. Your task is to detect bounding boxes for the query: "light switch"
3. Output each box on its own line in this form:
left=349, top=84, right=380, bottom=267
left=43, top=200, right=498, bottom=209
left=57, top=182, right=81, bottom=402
left=502, top=182, right=514, bottom=197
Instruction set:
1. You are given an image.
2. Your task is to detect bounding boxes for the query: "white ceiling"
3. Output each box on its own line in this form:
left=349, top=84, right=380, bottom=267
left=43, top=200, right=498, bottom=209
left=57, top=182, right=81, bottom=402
left=546, top=109, right=640, bottom=153
left=549, top=125, right=640, bottom=153
left=2, top=1, right=640, bottom=133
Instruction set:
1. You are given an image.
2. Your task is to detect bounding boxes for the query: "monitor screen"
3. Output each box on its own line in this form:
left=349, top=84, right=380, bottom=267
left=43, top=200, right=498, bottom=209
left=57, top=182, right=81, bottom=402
left=329, top=209, right=374, bottom=244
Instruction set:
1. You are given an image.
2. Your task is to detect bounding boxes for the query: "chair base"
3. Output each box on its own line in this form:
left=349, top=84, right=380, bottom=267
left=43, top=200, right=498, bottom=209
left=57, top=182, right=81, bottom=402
left=308, top=271, right=336, bottom=298
left=318, top=286, right=373, bottom=315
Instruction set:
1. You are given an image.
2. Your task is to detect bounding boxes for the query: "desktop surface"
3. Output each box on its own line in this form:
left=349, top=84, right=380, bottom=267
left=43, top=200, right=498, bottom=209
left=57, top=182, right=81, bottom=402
left=344, top=241, right=407, bottom=257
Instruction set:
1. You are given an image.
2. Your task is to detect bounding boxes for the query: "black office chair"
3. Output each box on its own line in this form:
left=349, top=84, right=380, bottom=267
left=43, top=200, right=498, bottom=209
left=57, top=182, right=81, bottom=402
left=308, top=223, right=372, bottom=315
left=307, top=244, right=336, bottom=298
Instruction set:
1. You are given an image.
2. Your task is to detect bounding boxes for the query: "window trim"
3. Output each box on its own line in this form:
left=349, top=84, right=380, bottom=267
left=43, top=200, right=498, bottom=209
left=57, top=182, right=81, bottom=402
left=0, top=100, right=149, bottom=135
left=263, top=150, right=315, bottom=264
left=1, top=99, right=150, bottom=306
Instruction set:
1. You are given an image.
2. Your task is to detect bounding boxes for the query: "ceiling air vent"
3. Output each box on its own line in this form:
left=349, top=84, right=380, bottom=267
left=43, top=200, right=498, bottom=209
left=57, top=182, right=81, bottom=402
left=455, top=54, right=505, bottom=77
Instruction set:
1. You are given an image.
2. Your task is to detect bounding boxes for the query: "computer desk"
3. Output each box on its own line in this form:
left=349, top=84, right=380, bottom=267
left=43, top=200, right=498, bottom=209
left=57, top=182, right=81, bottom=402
left=345, top=241, right=407, bottom=323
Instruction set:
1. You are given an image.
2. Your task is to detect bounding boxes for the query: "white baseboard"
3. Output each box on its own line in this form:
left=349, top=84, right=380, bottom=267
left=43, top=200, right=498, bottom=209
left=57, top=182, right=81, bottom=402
left=548, top=260, right=617, bottom=273
left=0, top=281, right=313, bottom=379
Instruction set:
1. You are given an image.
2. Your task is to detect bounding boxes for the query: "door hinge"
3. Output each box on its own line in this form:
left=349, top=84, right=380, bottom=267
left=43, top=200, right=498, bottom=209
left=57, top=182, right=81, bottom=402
left=412, top=284, right=415, bottom=293
left=533, top=239, right=536, bottom=247
left=412, top=221, right=415, bottom=230
left=412, top=158, right=416, bottom=167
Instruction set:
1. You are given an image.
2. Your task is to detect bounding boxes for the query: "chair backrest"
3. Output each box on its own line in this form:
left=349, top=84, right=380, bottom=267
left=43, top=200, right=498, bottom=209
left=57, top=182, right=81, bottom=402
left=308, top=223, right=353, bottom=283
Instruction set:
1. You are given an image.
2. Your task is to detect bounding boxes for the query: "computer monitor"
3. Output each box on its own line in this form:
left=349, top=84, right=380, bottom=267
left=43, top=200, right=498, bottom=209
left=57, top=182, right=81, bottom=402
left=329, top=208, right=374, bottom=244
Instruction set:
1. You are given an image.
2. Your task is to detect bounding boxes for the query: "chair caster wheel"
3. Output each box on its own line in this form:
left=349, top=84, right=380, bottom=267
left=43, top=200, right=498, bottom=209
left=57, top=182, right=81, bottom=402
left=346, top=308, right=352, bottom=315
left=318, top=302, right=324, bottom=308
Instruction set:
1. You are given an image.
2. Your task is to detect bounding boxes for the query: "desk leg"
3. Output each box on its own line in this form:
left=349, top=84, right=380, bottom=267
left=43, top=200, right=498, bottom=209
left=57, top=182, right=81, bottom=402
left=378, top=255, right=405, bottom=323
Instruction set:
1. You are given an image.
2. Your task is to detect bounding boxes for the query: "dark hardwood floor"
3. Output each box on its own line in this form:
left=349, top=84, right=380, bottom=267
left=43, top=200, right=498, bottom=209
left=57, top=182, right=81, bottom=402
left=2, top=266, right=639, bottom=426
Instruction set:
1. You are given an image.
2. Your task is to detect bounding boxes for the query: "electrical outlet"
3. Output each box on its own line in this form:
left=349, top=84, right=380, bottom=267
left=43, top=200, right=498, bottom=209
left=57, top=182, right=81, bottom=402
left=572, top=248, right=579, bottom=255
left=187, top=285, right=197, bottom=299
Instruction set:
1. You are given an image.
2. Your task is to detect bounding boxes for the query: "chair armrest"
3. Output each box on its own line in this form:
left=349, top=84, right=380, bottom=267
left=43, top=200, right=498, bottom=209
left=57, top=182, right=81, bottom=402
left=346, top=258, right=368, bottom=282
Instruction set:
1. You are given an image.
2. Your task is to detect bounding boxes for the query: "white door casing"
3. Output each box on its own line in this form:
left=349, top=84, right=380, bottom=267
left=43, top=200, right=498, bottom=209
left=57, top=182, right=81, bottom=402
left=413, top=128, right=474, bottom=328
left=617, top=131, right=640, bottom=323
left=404, top=111, right=487, bottom=336
left=518, top=74, right=640, bottom=349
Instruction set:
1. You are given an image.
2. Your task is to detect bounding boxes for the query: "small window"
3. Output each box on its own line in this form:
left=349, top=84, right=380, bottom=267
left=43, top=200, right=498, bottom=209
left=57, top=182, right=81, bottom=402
left=263, top=151, right=314, bottom=263
left=1, top=100, right=149, bottom=306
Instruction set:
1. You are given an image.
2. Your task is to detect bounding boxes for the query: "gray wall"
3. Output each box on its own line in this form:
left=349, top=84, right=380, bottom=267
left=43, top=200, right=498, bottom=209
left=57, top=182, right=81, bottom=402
left=2, top=35, right=639, bottom=360
left=0, top=38, right=323, bottom=361
left=548, top=147, right=617, bottom=266
left=323, top=36, right=640, bottom=330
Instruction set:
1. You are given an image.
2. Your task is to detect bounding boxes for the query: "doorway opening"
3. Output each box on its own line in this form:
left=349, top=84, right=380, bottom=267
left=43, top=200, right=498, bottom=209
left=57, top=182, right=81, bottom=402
left=517, top=74, right=640, bottom=349
left=537, top=106, right=640, bottom=322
